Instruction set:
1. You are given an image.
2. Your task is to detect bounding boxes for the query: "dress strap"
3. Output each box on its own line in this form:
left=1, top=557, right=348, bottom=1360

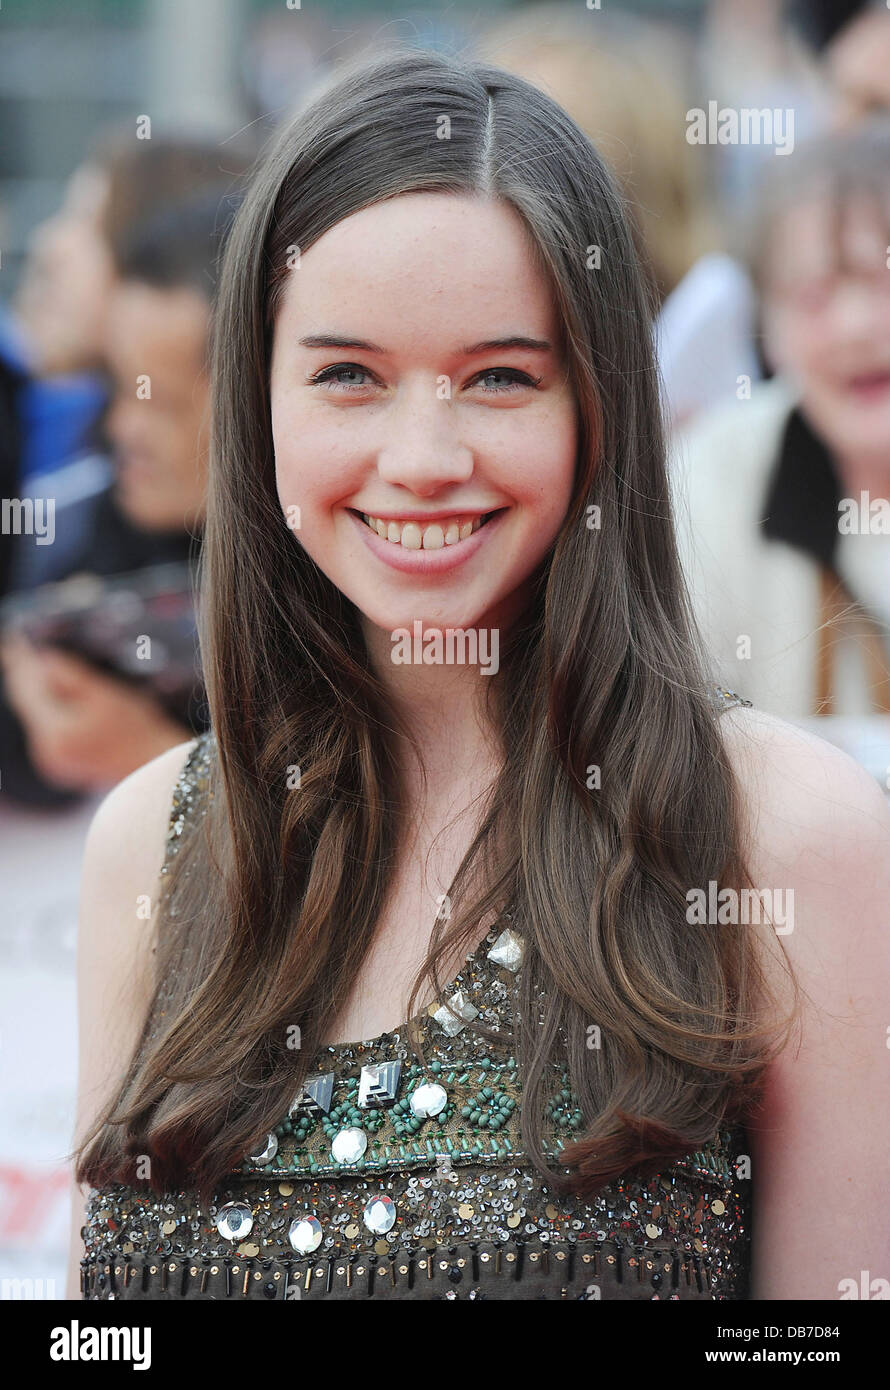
left=144, top=730, right=216, bottom=1051
left=159, top=728, right=216, bottom=885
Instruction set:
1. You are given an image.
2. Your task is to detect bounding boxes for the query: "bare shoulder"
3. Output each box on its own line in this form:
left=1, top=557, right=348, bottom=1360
left=74, top=737, right=199, bottom=1130
left=714, top=704, right=890, bottom=1298
left=75, top=734, right=200, bottom=1036
left=83, top=736, right=199, bottom=879
left=76, top=736, right=199, bottom=1100
left=68, top=737, right=198, bottom=1296
left=717, top=702, right=890, bottom=907
left=715, top=700, right=890, bottom=989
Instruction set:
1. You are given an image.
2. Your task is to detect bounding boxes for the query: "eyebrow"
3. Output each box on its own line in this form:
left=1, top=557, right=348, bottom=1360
left=298, top=333, right=553, bottom=355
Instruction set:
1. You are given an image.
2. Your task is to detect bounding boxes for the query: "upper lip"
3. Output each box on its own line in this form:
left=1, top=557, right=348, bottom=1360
left=351, top=507, right=502, bottom=522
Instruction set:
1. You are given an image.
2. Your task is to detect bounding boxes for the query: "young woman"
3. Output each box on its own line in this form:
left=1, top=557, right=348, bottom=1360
left=67, top=46, right=890, bottom=1301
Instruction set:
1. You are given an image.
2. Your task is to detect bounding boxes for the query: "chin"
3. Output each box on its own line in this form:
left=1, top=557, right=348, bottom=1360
left=361, top=606, right=495, bottom=635
left=830, top=420, right=890, bottom=463
left=115, top=486, right=176, bottom=533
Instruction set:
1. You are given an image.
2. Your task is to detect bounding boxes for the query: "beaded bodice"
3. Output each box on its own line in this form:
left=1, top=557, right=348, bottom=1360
left=80, top=684, right=755, bottom=1300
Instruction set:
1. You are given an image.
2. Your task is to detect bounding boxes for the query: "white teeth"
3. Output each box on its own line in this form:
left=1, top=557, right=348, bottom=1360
left=359, top=512, right=489, bottom=549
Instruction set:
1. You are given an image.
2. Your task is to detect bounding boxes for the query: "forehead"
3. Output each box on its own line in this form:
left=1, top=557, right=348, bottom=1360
left=273, top=192, right=558, bottom=348
left=764, top=185, right=890, bottom=285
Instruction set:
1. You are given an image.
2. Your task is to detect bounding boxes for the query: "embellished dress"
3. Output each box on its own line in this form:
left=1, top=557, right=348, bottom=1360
left=80, top=685, right=754, bottom=1301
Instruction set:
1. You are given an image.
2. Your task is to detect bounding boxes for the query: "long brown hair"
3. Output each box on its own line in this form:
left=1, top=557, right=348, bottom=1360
left=75, top=44, right=797, bottom=1208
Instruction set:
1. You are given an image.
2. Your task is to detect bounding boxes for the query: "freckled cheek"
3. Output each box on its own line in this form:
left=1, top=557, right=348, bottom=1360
left=507, top=424, right=576, bottom=523
left=271, top=410, right=353, bottom=522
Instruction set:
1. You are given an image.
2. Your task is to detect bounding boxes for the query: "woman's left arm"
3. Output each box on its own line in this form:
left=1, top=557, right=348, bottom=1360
left=721, top=706, right=890, bottom=1301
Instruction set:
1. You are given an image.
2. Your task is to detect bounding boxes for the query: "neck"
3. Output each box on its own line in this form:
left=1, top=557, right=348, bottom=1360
left=832, top=448, right=890, bottom=498
left=359, top=593, right=535, bottom=800
left=363, top=623, right=501, bottom=794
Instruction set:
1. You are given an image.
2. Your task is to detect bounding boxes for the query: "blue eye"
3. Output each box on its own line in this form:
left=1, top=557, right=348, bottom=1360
left=309, top=364, right=371, bottom=391
left=473, top=368, right=540, bottom=393
left=307, top=364, right=542, bottom=394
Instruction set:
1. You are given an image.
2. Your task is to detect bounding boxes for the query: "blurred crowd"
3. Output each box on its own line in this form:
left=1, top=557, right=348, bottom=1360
left=2, top=0, right=890, bottom=807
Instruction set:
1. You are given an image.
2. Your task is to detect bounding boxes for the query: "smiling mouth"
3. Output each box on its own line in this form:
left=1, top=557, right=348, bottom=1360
left=350, top=510, right=501, bottom=550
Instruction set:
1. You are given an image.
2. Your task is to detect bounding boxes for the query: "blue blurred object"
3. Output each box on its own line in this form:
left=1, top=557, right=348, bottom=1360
left=0, top=303, right=108, bottom=487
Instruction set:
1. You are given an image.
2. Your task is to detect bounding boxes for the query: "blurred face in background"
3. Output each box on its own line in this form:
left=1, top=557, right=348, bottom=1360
left=760, top=190, right=890, bottom=465
left=104, top=280, right=210, bottom=532
left=14, top=163, right=116, bottom=376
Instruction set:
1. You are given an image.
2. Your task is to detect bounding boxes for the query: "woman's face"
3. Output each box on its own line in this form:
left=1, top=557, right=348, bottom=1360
left=761, top=191, right=890, bottom=463
left=269, top=193, right=578, bottom=641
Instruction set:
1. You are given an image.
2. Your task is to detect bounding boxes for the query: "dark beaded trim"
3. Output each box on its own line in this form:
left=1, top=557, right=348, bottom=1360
left=80, top=1233, right=736, bottom=1301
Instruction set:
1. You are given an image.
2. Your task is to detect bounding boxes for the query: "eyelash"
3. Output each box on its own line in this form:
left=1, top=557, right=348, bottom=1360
left=307, top=364, right=543, bottom=394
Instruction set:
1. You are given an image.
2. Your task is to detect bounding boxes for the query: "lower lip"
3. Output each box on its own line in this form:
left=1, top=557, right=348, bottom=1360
left=348, top=509, right=506, bottom=575
left=845, top=374, right=890, bottom=403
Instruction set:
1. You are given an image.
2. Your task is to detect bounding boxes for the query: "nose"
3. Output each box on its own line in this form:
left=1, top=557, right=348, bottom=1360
left=375, top=385, right=475, bottom=496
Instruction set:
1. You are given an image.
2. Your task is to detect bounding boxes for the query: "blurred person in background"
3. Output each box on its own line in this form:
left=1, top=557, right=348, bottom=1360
left=477, top=4, right=714, bottom=308
left=4, top=131, right=255, bottom=586
left=0, top=175, right=247, bottom=796
left=474, top=2, right=763, bottom=429
left=803, top=0, right=890, bottom=124
left=661, top=0, right=890, bottom=434
left=674, top=117, right=890, bottom=718
left=5, top=160, right=114, bottom=493
left=0, top=288, right=26, bottom=604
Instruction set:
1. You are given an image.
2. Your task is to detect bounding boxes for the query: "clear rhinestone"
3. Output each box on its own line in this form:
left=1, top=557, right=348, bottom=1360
left=331, top=1126, right=367, bottom=1166
left=363, top=1194, right=396, bottom=1235
left=357, top=1060, right=401, bottom=1108
left=216, top=1202, right=253, bottom=1241
left=247, top=1132, right=278, bottom=1165
left=410, top=1082, right=448, bottom=1118
left=288, top=1215, right=323, bottom=1255
left=487, top=927, right=524, bottom=973
left=432, top=989, right=479, bottom=1036
left=288, top=1072, right=334, bottom=1117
